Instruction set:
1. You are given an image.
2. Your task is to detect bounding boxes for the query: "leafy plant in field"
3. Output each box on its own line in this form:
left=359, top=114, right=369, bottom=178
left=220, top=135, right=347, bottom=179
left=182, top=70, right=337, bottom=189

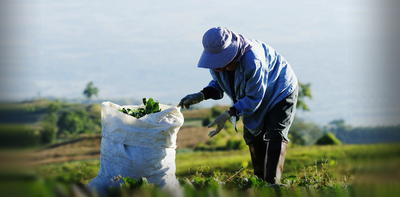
left=202, top=116, right=212, bottom=126
left=123, top=177, right=153, bottom=189
left=41, top=101, right=60, bottom=144
left=33, top=144, right=400, bottom=197
left=282, top=159, right=351, bottom=190
left=226, top=138, right=247, bottom=150
left=315, top=132, right=342, bottom=145
left=57, top=109, right=96, bottom=136
left=173, top=158, right=352, bottom=192
left=119, top=98, right=162, bottom=119
left=211, top=106, right=224, bottom=118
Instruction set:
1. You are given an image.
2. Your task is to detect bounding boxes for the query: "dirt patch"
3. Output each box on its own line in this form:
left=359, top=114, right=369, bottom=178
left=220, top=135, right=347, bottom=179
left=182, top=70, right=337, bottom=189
left=177, top=126, right=211, bottom=149
left=31, top=135, right=102, bottom=165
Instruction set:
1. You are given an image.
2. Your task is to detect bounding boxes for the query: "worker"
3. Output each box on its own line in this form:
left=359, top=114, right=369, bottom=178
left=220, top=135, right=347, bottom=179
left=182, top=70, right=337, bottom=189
left=178, top=27, right=298, bottom=185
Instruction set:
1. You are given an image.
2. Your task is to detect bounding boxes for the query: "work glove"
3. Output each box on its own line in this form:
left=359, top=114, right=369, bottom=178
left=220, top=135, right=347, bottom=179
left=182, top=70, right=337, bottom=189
left=177, top=92, right=204, bottom=110
left=207, top=111, right=232, bottom=138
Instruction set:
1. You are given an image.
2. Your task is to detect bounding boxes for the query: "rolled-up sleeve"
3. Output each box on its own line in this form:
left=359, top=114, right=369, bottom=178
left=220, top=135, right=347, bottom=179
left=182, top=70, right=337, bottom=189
left=233, top=59, right=267, bottom=118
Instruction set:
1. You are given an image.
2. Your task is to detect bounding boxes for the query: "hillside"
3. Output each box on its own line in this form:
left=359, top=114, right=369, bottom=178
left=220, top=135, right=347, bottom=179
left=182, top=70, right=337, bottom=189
left=0, top=100, right=224, bottom=165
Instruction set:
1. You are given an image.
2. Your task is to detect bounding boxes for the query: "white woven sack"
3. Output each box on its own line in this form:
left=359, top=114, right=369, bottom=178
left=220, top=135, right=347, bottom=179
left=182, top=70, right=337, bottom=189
left=89, top=101, right=184, bottom=191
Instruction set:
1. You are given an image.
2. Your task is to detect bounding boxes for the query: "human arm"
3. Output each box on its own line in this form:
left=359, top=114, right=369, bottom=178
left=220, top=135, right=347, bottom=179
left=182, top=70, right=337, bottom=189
left=177, top=79, right=224, bottom=110
left=233, top=59, right=267, bottom=118
left=177, top=92, right=205, bottom=110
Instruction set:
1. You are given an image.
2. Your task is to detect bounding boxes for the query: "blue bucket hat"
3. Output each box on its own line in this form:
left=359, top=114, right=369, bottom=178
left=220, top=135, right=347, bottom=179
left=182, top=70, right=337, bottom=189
left=197, top=27, right=239, bottom=69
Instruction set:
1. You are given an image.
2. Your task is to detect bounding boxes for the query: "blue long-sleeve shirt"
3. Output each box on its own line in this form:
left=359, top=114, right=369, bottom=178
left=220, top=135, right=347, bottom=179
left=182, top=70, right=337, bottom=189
left=205, top=40, right=298, bottom=136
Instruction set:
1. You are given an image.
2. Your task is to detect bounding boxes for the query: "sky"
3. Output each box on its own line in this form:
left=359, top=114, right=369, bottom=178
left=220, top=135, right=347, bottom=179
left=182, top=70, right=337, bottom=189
left=1, top=0, right=400, bottom=127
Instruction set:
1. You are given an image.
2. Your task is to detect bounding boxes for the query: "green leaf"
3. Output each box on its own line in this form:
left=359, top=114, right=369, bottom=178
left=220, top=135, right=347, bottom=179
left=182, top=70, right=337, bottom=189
left=118, top=98, right=162, bottom=119
left=142, top=98, right=147, bottom=105
left=334, top=182, right=341, bottom=190
left=283, top=175, right=298, bottom=182
left=139, top=177, right=148, bottom=187
left=249, top=177, right=260, bottom=188
left=123, top=177, right=137, bottom=188
left=194, top=176, right=203, bottom=183
left=205, top=177, right=219, bottom=190
left=145, top=98, right=155, bottom=114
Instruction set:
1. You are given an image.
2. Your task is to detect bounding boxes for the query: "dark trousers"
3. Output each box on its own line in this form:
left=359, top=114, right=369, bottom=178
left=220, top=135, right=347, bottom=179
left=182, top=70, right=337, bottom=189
left=245, top=87, right=298, bottom=183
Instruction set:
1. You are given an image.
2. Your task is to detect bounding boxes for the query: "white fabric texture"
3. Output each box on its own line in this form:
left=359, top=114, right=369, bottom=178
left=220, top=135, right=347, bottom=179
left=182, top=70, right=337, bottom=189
left=89, top=101, right=184, bottom=191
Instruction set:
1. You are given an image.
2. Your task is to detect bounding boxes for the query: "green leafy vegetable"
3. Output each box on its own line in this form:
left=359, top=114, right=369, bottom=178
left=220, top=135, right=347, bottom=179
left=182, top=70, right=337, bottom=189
left=123, top=177, right=150, bottom=189
left=119, top=98, right=162, bottom=118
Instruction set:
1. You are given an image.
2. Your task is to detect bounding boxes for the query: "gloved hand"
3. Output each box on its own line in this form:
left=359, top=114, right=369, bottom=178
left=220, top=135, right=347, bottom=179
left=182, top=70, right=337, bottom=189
left=177, top=92, right=204, bottom=110
left=207, top=111, right=232, bottom=138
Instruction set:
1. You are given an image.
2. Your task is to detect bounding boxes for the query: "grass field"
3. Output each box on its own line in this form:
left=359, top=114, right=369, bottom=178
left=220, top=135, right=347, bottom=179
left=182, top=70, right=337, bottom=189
left=2, top=143, right=400, bottom=197
left=32, top=143, right=400, bottom=186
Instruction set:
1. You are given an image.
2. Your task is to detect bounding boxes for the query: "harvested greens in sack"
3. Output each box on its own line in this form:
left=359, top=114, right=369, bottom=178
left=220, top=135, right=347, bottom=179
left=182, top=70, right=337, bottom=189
left=89, top=100, right=184, bottom=192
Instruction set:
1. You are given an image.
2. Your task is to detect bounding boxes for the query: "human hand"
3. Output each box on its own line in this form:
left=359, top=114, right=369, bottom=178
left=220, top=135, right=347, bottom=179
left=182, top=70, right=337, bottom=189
left=177, top=92, right=204, bottom=110
left=207, top=111, right=231, bottom=137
